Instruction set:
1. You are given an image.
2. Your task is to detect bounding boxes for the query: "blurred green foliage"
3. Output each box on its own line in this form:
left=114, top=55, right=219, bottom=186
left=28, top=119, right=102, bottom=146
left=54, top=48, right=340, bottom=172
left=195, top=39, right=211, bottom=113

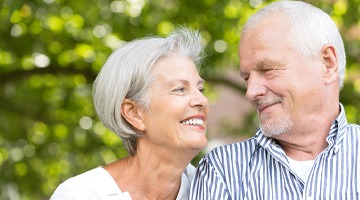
left=0, top=0, right=359, bottom=199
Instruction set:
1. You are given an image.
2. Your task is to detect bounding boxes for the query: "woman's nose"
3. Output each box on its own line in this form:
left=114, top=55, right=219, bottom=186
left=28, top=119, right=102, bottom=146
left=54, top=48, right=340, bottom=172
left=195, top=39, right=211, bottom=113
left=190, top=89, right=209, bottom=108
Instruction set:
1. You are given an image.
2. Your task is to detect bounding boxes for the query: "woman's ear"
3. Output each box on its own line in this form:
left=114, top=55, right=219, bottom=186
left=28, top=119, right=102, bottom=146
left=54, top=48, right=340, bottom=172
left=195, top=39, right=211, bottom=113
left=121, top=98, right=145, bottom=132
left=321, top=45, right=338, bottom=85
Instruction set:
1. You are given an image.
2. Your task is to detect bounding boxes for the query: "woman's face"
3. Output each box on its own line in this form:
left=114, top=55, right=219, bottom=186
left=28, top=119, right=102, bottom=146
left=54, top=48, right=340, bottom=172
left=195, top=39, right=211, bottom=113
left=139, top=54, right=209, bottom=152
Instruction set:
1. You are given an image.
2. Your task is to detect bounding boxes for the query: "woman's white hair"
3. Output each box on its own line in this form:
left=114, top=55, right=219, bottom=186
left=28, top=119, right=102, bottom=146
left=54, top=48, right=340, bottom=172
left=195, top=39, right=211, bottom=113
left=93, top=27, right=204, bottom=156
left=242, top=0, right=346, bottom=89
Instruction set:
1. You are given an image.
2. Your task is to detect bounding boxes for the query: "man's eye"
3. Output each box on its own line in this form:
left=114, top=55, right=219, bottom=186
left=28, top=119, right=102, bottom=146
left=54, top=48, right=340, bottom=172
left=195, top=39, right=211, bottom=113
left=263, top=68, right=274, bottom=73
left=263, top=69, right=277, bottom=76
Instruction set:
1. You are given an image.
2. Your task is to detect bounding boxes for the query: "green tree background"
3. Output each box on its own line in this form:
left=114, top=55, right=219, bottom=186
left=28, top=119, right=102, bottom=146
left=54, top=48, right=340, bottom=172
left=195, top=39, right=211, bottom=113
left=0, top=0, right=359, bottom=199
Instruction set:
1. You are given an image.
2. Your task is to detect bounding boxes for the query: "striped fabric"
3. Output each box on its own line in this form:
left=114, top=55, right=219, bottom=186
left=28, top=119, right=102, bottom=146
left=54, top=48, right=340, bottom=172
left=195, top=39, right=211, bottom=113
left=190, top=104, right=360, bottom=200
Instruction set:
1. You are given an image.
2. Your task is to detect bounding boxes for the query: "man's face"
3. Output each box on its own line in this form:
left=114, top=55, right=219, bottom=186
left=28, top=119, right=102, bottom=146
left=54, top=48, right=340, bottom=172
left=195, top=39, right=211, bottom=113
left=239, top=16, right=326, bottom=138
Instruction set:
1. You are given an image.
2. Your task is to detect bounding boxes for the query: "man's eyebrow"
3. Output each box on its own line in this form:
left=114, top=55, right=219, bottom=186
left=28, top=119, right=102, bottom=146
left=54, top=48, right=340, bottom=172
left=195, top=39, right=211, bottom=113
left=256, top=59, right=285, bottom=69
left=239, top=59, right=286, bottom=78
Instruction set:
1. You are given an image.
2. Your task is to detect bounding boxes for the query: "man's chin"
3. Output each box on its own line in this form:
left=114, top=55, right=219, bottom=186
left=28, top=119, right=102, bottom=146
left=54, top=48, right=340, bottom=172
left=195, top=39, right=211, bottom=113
left=260, top=124, right=290, bottom=138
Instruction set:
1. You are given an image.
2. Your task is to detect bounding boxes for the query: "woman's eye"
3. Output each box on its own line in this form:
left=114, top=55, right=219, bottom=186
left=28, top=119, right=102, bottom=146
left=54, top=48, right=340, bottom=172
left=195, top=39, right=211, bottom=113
left=199, top=87, right=205, bottom=93
left=173, top=87, right=185, bottom=92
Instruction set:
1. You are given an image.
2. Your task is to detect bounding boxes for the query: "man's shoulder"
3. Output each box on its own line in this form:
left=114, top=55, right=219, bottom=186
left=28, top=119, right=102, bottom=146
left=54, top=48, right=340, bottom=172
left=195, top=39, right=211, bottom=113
left=213, top=137, right=258, bottom=152
left=346, top=123, right=360, bottom=140
left=204, top=137, right=259, bottom=163
left=347, top=123, right=360, bottom=130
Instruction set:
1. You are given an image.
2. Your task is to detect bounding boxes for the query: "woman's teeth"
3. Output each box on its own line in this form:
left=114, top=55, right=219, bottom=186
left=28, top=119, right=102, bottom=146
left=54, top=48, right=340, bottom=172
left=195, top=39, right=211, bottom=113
left=181, top=118, right=204, bottom=126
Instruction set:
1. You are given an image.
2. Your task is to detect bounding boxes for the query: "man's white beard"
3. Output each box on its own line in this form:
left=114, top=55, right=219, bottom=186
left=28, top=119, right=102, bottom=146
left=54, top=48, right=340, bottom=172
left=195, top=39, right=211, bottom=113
left=259, top=112, right=293, bottom=137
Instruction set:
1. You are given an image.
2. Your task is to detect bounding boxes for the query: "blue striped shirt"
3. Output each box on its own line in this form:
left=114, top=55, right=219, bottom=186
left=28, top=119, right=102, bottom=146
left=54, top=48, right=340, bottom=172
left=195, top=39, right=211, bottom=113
left=191, top=104, right=360, bottom=199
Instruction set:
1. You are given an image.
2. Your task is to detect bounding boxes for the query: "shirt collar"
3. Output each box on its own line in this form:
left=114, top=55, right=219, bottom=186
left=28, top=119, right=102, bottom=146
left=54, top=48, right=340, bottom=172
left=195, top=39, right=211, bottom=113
left=327, top=103, right=348, bottom=153
left=176, top=164, right=196, bottom=200
left=100, top=164, right=196, bottom=199
left=255, top=103, right=348, bottom=152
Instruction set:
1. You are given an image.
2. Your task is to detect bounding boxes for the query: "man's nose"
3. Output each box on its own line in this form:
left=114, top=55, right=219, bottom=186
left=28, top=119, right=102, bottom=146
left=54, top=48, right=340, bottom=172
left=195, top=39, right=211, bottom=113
left=245, top=74, right=267, bottom=101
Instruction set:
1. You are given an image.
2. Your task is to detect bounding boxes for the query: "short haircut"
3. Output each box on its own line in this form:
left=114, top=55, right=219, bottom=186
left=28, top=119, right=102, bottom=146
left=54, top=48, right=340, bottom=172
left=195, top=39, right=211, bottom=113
left=93, top=27, right=205, bottom=155
left=242, top=1, right=346, bottom=88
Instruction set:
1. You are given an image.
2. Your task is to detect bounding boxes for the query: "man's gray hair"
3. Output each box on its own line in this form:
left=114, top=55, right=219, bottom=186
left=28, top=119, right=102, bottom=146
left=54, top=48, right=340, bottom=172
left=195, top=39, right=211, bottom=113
left=242, top=0, right=346, bottom=88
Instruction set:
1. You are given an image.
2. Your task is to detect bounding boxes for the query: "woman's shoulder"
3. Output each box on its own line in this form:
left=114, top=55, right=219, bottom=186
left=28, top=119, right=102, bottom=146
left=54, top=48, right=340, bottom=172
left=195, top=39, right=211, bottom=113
left=50, top=167, right=127, bottom=199
left=56, top=167, right=112, bottom=188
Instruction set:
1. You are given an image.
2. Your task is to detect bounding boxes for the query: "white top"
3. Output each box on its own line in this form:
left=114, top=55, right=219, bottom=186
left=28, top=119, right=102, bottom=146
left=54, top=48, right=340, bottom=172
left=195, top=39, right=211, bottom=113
left=287, top=157, right=315, bottom=182
left=50, top=164, right=196, bottom=200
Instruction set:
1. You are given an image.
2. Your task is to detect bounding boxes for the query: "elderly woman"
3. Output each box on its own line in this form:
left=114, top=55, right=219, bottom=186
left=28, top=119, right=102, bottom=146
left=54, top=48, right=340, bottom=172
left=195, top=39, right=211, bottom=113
left=50, top=27, right=209, bottom=200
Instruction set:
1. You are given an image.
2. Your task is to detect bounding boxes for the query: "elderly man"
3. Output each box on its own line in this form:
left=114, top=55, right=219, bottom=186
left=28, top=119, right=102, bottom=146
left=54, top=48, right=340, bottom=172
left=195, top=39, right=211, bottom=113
left=191, top=1, right=360, bottom=199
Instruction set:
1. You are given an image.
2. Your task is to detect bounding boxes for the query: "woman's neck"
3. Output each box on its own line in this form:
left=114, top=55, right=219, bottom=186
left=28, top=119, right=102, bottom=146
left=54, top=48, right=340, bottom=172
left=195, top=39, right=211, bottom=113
left=104, top=149, right=192, bottom=200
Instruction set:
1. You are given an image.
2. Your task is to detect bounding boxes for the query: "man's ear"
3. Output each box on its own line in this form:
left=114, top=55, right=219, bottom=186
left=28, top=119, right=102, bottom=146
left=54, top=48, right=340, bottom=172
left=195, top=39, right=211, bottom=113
left=321, top=45, right=338, bottom=85
left=121, top=98, right=145, bottom=132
